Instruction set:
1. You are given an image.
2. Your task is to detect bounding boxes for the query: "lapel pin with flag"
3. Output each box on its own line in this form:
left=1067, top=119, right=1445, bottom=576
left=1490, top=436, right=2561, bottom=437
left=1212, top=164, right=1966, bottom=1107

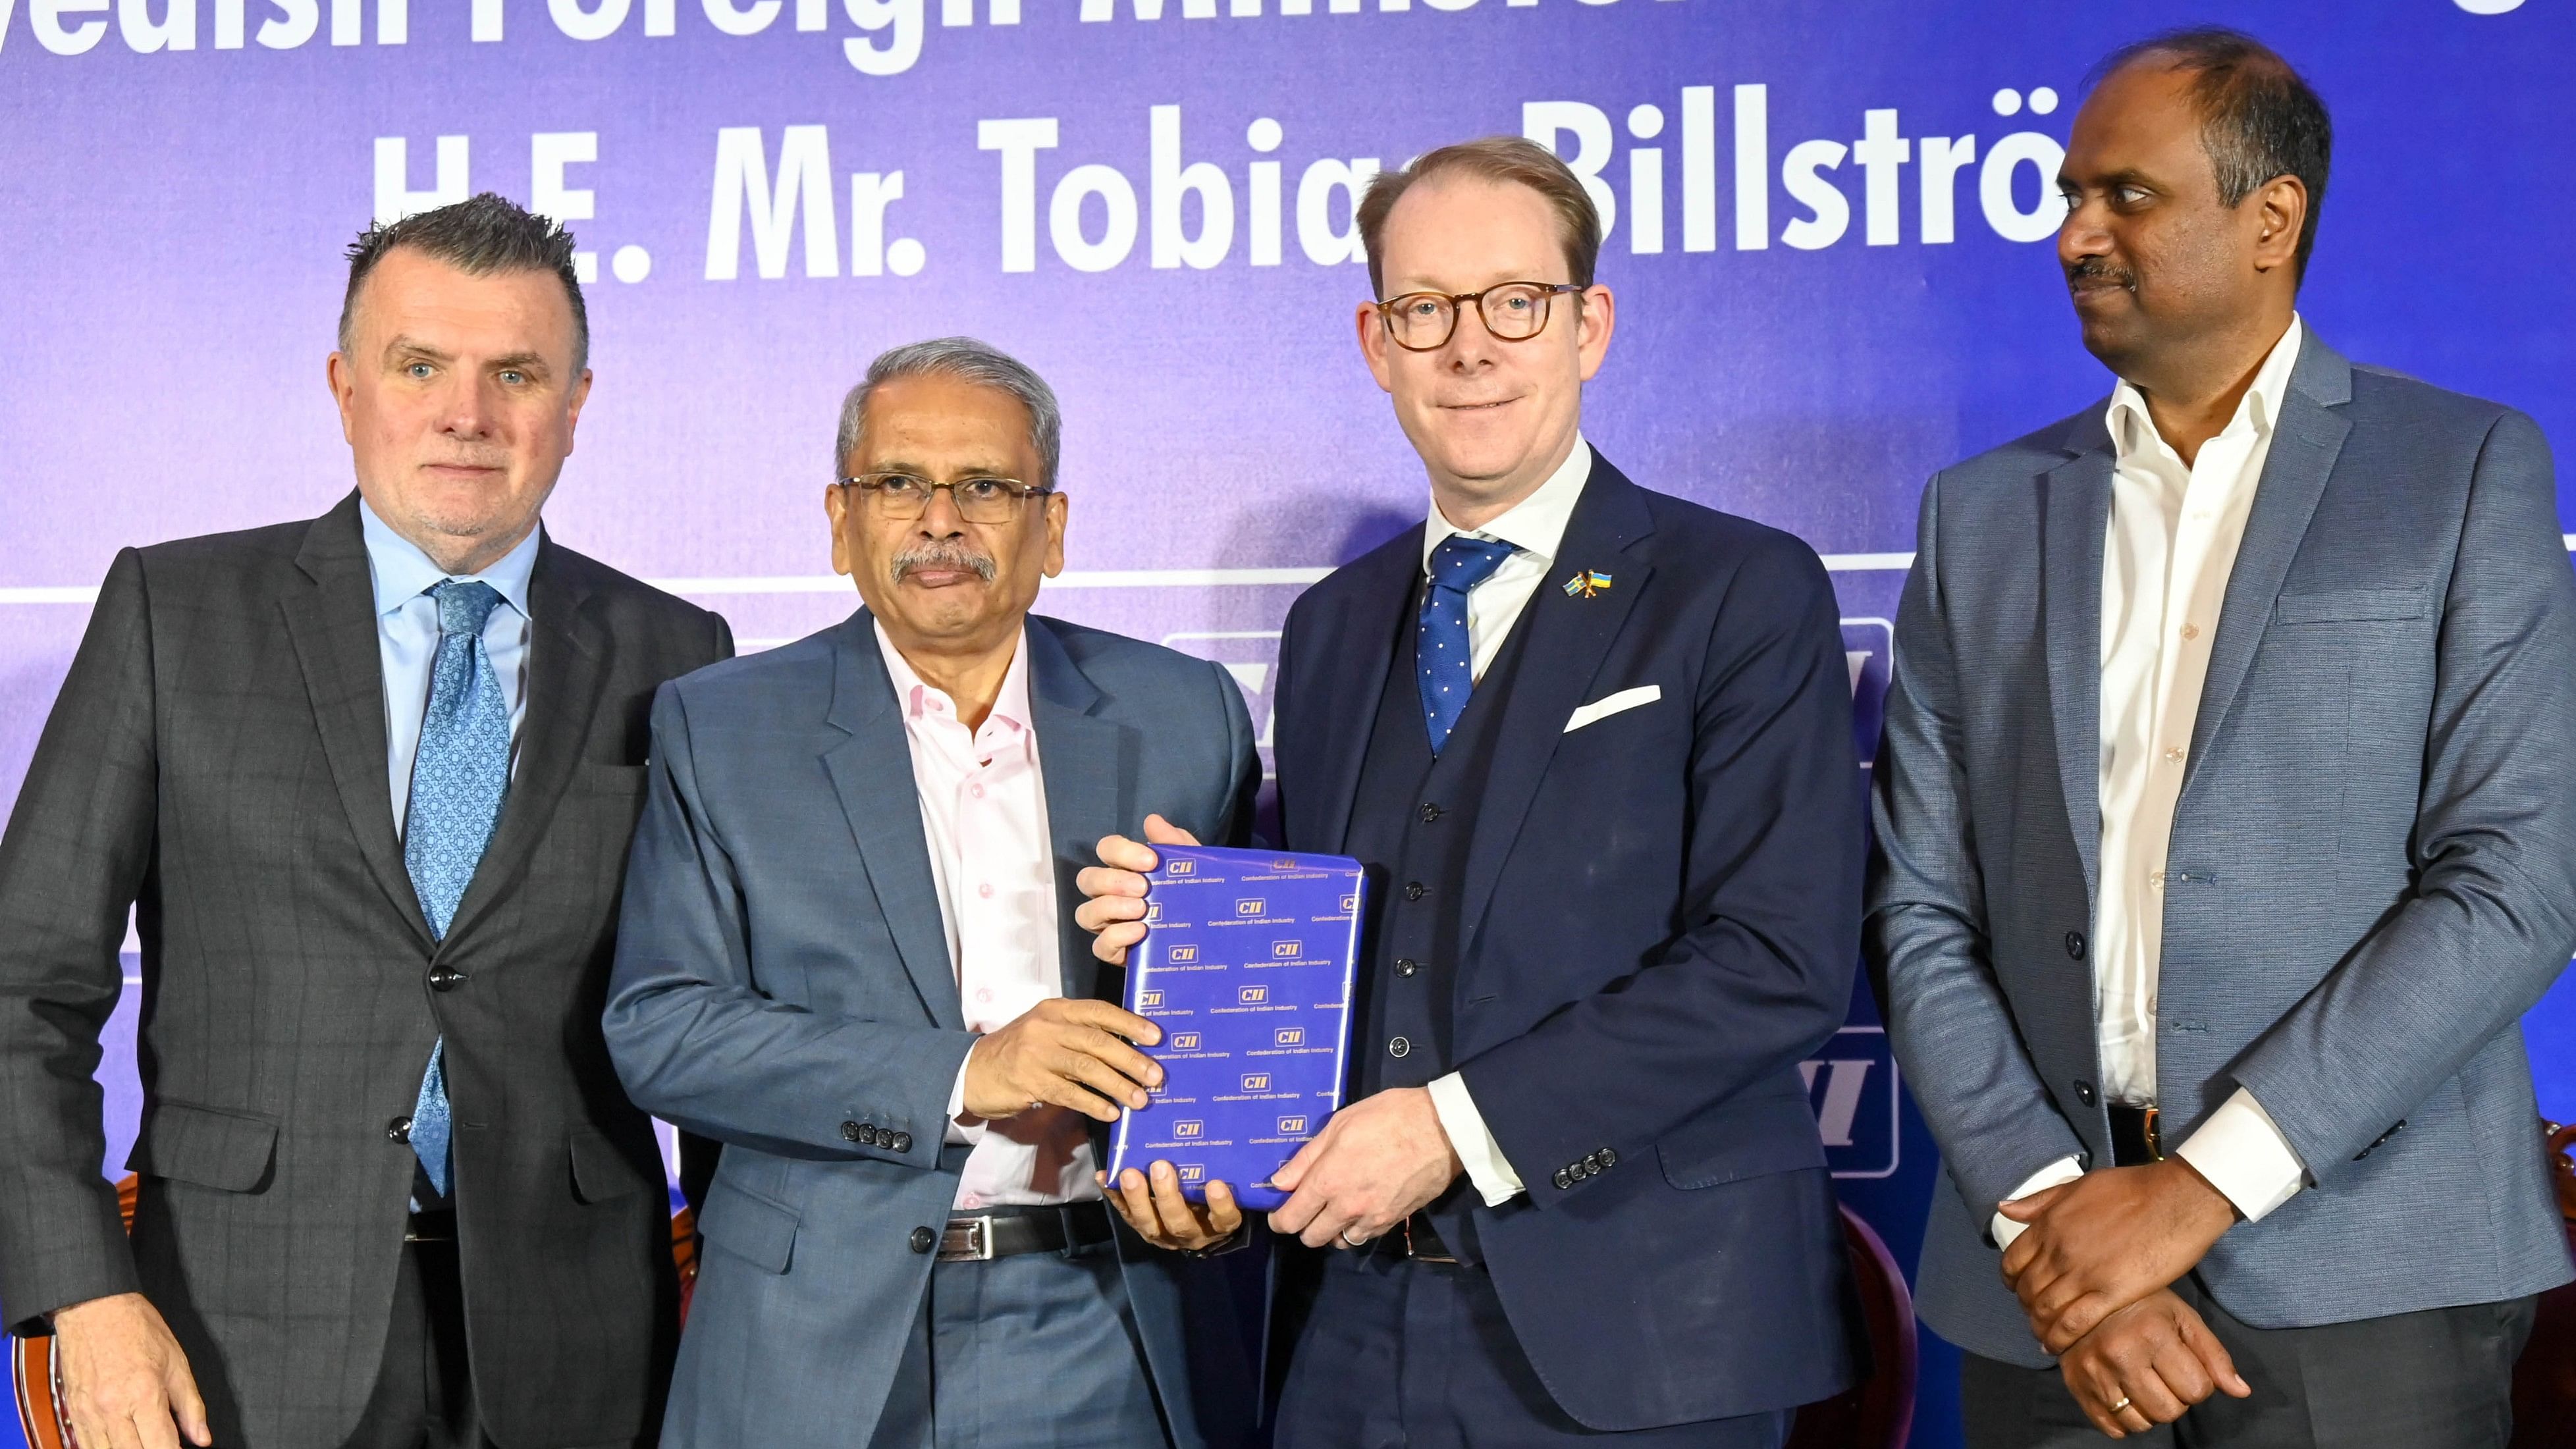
left=1561, top=569, right=1613, bottom=600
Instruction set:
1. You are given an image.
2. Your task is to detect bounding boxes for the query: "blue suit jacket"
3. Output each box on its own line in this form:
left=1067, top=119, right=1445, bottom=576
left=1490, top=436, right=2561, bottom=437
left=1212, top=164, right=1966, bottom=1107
left=1869, top=332, right=2576, bottom=1366
left=1272, top=454, right=1865, bottom=1429
left=602, top=610, right=1262, bottom=1446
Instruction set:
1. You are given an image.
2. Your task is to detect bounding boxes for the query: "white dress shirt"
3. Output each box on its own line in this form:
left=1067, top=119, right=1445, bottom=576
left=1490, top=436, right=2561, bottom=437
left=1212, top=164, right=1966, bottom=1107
left=1415, top=433, right=1595, bottom=1208
left=1994, top=319, right=2313, bottom=1247
left=359, top=497, right=536, bottom=835
left=879, top=623, right=1100, bottom=1211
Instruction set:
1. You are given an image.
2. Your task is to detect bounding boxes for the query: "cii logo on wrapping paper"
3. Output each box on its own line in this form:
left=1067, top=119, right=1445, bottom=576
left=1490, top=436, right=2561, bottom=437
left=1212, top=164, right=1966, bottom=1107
left=1238, top=984, right=1267, bottom=1004
left=1171, top=1032, right=1200, bottom=1051
left=1804, top=1025, right=1900, bottom=1178
left=1241, top=1072, right=1270, bottom=1093
left=1275, top=1026, right=1303, bottom=1046
left=1169, top=945, right=1198, bottom=962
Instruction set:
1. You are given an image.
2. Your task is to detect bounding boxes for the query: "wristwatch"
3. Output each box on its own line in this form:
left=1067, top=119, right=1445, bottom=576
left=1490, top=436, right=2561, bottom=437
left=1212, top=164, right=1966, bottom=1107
left=1178, top=1226, right=1250, bottom=1259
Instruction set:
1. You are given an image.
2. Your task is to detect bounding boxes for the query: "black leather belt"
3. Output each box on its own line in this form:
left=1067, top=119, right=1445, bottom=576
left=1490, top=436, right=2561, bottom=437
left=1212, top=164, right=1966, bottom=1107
left=938, top=1201, right=1114, bottom=1263
left=1358, top=1212, right=1457, bottom=1264
left=2108, top=1104, right=2164, bottom=1168
left=404, top=1207, right=456, bottom=1243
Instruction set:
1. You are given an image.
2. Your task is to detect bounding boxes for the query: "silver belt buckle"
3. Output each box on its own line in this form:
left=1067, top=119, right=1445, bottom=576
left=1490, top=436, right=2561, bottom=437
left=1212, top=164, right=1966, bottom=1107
left=940, top=1215, right=996, bottom=1262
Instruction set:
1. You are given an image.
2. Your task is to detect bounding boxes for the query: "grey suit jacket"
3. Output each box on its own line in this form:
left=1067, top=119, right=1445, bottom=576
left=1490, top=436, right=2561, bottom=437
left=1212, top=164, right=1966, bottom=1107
left=603, top=609, right=1262, bottom=1447
left=0, top=493, right=734, bottom=1446
left=1868, top=332, right=2576, bottom=1367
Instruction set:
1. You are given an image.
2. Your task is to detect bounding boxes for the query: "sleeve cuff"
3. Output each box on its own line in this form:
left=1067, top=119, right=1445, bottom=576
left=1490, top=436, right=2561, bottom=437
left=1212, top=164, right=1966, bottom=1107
left=2174, top=1087, right=2308, bottom=1224
left=945, top=1045, right=986, bottom=1147
left=1427, top=1072, right=1524, bottom=1207
left=1991, top=1155, right=2085, bottom=1250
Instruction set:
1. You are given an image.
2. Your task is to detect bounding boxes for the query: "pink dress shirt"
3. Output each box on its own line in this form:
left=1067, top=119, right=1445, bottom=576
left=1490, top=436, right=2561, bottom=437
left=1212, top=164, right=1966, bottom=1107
left=876, top=621, right=1099, bottom=1211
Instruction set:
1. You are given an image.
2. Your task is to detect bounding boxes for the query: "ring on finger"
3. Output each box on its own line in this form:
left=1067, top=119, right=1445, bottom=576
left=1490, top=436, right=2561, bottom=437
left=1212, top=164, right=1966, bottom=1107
left=2107, top=1396, right=2131, bottom=1415
left=1339, top=1227, right=1370, bottom=1248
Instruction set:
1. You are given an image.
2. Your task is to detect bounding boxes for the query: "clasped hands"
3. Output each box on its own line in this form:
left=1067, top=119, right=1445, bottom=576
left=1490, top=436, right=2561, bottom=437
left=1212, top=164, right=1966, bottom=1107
left=1998, top=1157, right=2251, bottom=1438
left=1073, top=816, right=1464, bottom=1254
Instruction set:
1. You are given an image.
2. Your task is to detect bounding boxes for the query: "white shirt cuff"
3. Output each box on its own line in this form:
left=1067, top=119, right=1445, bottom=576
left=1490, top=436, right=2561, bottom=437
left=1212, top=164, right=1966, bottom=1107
left=944, top=1047, right=985, bottom=1147
left=2174, top=1087, right=2308, bottom=1223
left=1991, top=1155, right=2085, bottom=1250
left=1426, top=1072, right=1524, bottom=1206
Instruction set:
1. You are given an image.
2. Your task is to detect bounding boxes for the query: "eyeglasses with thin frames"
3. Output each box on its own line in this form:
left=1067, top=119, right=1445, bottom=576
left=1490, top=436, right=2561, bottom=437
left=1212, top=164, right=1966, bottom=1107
left=1374, top=281, right=1583, bottom=352
left=835, top=471, right=1055, bottom=525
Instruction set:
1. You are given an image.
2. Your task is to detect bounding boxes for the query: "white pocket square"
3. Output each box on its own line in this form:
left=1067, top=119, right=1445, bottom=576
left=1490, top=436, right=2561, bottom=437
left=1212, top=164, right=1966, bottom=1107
left=1563, top=685, right=1661, bottom=733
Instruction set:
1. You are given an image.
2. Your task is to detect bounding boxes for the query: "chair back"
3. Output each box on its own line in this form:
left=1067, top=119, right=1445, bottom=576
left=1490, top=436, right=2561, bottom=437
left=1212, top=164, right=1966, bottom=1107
left=2509, top=1118, right=2576, bottom=1448
left=1786, top=1202, right=1917, bottom=1449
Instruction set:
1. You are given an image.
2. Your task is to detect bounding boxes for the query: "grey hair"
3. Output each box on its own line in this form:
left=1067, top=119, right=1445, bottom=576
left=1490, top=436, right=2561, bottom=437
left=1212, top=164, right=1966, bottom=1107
left=835, top=337, right=1063, bottom=490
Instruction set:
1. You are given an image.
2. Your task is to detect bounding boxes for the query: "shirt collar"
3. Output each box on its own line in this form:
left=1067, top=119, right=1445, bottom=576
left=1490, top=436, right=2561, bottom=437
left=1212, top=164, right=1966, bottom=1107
left=2105, top=314, right=2305, bottom=469
left=358, top=496, right=541, bottom=623
left=1422, top=433, right=1594, bottom=573
left=873, top=619, right=1035, bottom=739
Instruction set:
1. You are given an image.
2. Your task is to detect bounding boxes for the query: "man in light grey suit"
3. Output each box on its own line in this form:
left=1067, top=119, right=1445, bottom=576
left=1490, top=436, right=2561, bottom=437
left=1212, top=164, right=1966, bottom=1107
left=1870, top=29, right=2576, bottom=1446
left=602, top=338, right=1260, bottom=1448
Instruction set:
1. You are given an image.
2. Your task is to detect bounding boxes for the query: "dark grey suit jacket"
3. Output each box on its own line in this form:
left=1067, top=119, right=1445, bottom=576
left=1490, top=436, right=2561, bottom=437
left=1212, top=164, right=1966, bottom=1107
left=0, top=492, right=732, bottom=1447
left=1869, top=332, right=2576, bottom=1366
left=603, top=610, right=1260, bottom=1448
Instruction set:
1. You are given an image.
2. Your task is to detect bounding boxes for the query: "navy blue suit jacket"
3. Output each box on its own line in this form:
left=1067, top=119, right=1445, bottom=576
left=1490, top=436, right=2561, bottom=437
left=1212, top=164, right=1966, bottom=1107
left=1272, top=454, right=1865, bottom=1429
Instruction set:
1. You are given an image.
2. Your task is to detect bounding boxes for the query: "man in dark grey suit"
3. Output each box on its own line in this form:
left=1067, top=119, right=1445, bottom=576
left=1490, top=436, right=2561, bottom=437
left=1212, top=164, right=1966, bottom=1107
left=1871, top=28, right=2576, bottom=1447
left=0, top=195, right=731, bottom=1449
left=603, top=338, right=1260, bottom=1448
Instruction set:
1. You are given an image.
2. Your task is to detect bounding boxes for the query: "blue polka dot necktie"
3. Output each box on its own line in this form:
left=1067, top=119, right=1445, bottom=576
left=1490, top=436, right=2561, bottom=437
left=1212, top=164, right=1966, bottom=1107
left=403, top=579, right=512, bottom=1198
left=1418, top=535, right=1518, bottom=755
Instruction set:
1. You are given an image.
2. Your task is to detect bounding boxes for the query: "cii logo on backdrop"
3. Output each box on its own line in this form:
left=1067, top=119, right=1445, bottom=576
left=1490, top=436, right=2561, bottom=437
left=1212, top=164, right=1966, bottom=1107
left=1803, top=1025, right=1899, bottom=1179
left=1841, top=618, right=1892, bottom=770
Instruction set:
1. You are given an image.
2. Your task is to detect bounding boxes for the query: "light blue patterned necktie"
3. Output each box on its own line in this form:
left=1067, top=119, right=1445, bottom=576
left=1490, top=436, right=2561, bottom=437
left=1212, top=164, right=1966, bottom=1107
left=1417, top=535, right=1518, bottom=754
left=404, top=579, right=512, bottom=1197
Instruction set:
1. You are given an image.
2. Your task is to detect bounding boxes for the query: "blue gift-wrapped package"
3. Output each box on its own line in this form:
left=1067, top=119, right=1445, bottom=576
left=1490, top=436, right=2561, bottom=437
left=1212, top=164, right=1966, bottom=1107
left=1106, top=844, right=1366, bottom=1211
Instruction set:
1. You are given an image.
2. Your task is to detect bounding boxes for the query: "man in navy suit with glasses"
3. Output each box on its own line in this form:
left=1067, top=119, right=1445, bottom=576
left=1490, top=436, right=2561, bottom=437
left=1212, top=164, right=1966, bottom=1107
left=1079, top=136, right=1865, bottom=1447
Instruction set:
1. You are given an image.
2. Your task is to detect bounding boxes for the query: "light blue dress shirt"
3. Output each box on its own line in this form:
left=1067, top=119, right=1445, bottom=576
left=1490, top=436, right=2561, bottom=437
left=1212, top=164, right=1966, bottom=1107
left=358, top=498, right=538, bottom=835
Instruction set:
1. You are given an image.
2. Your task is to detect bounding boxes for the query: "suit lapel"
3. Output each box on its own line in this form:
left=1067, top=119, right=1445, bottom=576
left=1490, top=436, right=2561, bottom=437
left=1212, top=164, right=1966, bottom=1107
left=820, top=613, right=967, bottom=1031
left=281, top=496, right=435, bottom=950
left=1457, top=458, right=1654, bottom=955
left=441, top=535, right=609, bottom=950
left=2179, top=338, right=2353, bottom=801
left=2040, top=423, right=2115, bottom=907
left=1301, top=533, right=1421, bottom=855
left=1025, top=620, right=1125, bottom=1006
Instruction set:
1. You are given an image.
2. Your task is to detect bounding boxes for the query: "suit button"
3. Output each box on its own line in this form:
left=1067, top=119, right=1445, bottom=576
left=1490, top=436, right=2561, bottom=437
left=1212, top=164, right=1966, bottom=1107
left=428, top=966, right=466, bottom=991
left=1395, top=959, right=1419, bottom=978
left=1583, top=1151, right=1602, bottom=1172
left=1388, top=1036, right=1411, bottom=1059
left=909, top=1225, right=937, bottom=1254
left=890, top=1132, right=913, bottom=1154
left=842, top=1120, right=865, bottom=1142
left=2074, top=1080, right=2097, bottom=1107
left=1404, top=882, right=1426, bottom=901
left=387, top=1117, right=413, bottom=1143
left=1419, top=803, right=1443, bottom=823
left=2064, top=931, right=2086, bottom=961
left=1599, top=1147, right=1618, bottom=1169
left=857, top=1124, right=880, bottom=1146
left=1552, top=1169, right=1573, bottom=1190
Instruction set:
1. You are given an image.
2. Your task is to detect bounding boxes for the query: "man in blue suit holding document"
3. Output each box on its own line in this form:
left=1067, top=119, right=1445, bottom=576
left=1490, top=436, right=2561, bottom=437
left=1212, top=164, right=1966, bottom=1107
left=602, top=338, right=1260, bottom=1448
left=1079, top=137, right=1864, bottom=1446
